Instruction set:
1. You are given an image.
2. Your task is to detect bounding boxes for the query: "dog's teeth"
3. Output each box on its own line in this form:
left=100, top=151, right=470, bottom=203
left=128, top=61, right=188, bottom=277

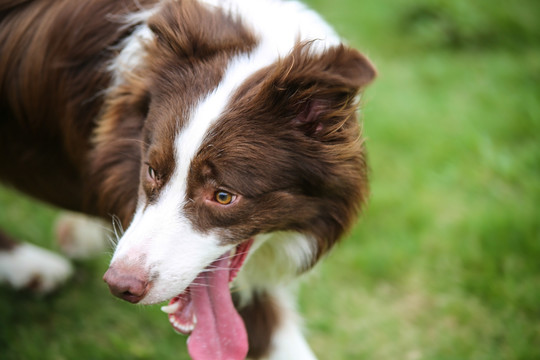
left=172, top=319, right=195, bottom=333
left=180, top=323, right=194, bottom=332
left=161, top=302, right=180, bottom=314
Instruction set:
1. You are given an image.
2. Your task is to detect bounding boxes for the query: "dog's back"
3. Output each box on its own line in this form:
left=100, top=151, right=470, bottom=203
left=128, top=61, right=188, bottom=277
left=0, top=0, right=153, bottom=211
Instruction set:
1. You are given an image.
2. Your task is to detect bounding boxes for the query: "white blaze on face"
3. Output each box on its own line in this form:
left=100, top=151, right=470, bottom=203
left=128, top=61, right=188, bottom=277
left=108, top=0, right=340, bottom=304
left=109, top=51, right=274, bottom=305
left=109, top=102, right=229, bottom=304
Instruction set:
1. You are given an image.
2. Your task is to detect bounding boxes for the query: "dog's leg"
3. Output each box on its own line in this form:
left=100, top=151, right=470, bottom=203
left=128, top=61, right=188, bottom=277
left=0, top=230, right=73, bottom=293
left=239, top=286, right=317, bottom=360
left=55, top=212, right=110, bottom=259
left=236, top=232, right=319, bottom=359
left=265, top=286, right=317, bottom=360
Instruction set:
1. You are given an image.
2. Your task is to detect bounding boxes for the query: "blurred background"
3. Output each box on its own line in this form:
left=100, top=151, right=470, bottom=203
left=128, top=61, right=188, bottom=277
left=1, top=0, right=539, bottom=359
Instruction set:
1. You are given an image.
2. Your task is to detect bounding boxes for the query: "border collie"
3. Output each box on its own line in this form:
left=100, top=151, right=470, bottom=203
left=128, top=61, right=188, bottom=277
left=0, top=0, right=375, bottom=358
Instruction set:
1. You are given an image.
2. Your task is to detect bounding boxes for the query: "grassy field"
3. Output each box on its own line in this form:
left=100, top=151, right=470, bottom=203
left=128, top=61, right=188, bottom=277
left=1, top=0, right=539, bottom=359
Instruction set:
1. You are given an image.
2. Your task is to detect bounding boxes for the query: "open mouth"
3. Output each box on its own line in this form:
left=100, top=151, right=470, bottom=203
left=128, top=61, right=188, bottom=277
left=160, top=238, right=254, bottom=360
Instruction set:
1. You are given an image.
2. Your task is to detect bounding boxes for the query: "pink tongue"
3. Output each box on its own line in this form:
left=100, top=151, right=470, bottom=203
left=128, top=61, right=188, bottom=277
left=188, top=253, right=248, bottom=360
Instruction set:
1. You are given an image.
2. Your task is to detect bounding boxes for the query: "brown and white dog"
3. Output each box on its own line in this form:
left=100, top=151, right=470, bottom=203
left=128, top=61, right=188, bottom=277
left=0, top=0, right=375, bottom=358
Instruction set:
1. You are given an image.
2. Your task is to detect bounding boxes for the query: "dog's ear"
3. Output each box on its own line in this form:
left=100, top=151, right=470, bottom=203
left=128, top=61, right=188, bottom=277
left=265, top=43, right=376, bottom=137
left=148, top=0, right=255, bottom=59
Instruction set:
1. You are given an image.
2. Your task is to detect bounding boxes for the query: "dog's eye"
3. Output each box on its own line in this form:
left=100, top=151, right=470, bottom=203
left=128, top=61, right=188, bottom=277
left=214, top=191, right=234, bottom=205
left=148, top=166, right=157, bottom=180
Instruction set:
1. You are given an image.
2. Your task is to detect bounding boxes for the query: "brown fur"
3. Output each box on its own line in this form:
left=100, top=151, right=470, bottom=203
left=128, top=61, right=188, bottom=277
left=0, top=0, right=155, bottom=213
left=234, top=291, right=281, bottom=359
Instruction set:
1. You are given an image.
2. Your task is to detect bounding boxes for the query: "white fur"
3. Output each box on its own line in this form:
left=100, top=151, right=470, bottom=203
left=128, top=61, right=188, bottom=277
left=0, top=243, right=73, bottom=293
left=261, top=286, right=317, bottom=360
left=107, top=3, right=161, bottom=87
left=110, top=195, right=230, bottom=305
left=267, top=311, right=317, bottom=360
left=234, top=232, right=315, bottom=305
left=108, top=23, right=154, bottom=87
left=201, top=0, right=340, bottom=52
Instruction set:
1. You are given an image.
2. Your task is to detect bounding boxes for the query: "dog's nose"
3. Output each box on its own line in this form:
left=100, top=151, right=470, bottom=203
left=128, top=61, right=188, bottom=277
left=103, top=265, right=150, bottom=303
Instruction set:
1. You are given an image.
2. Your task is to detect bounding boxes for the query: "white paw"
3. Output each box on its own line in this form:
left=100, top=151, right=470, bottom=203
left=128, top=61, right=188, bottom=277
left=0, top=243, right=73, bottom=294
left=55, top=212, right=109, bottom=259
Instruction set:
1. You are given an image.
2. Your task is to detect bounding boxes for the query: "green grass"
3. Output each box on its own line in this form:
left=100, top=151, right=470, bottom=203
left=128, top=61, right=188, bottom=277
left=1, top=0, right=539, bottom=359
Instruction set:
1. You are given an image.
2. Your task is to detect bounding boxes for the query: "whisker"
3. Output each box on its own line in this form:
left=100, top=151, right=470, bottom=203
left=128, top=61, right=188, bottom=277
left=213, top=249, right=251, bottom=262
left=187, top=282, right=212, bottom=288
left=97, top=224, right=116, bottom=235
left=199, top=267, right=236, bottom=272
left=108, top=214, right=125, bottom=247
left=105, top=234, right=118, bottom=248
